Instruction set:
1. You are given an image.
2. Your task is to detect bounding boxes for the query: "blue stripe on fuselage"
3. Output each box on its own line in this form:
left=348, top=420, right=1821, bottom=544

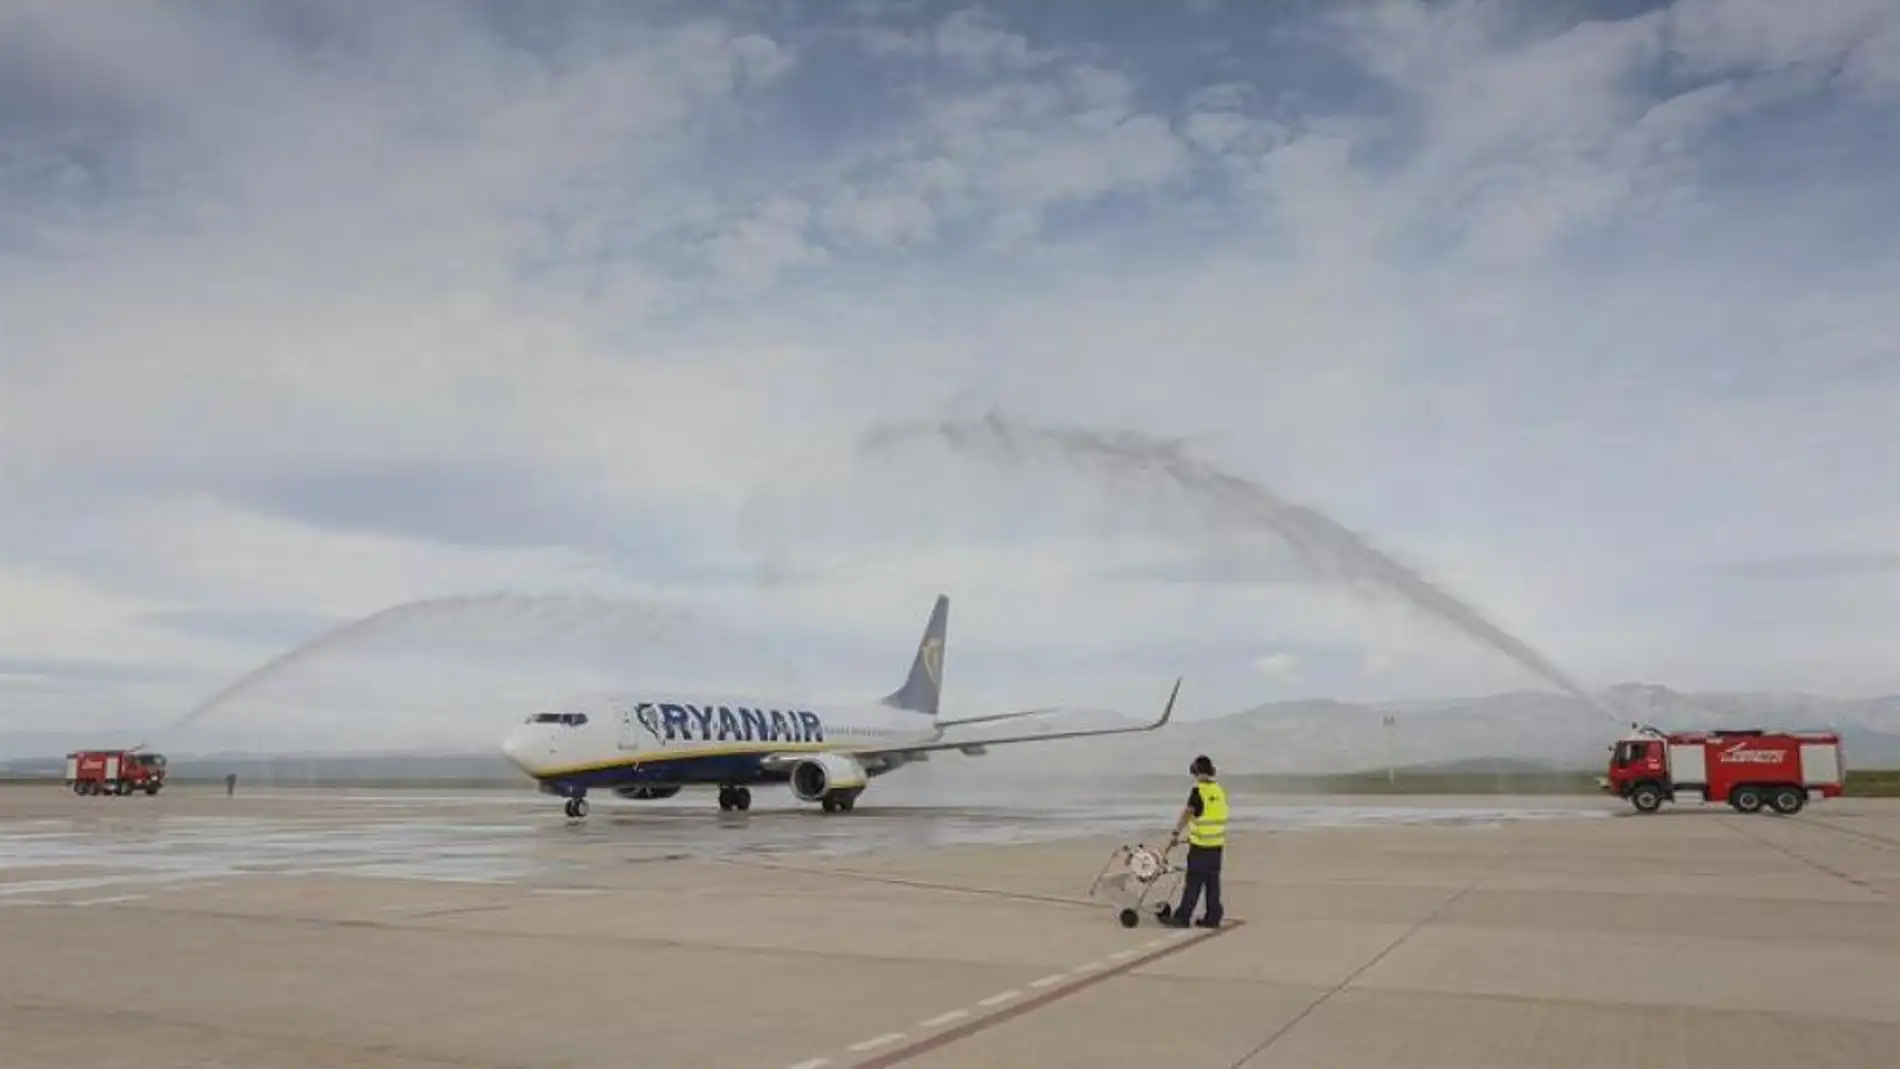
left=541, top=750, right=788, bottom=793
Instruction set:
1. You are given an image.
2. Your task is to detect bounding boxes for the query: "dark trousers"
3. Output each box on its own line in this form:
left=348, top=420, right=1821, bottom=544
left=1175, top=844, right=1223, bottom=923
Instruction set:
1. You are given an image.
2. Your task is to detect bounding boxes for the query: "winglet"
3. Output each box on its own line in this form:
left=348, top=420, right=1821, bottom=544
left=1149, top=676, right=1182, bottom=730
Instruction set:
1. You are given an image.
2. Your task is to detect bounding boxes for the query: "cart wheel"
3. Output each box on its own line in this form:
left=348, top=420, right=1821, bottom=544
left=1118, top=908, right=1139, bottom=929
left=1155, top=903, right=1172, bottom=921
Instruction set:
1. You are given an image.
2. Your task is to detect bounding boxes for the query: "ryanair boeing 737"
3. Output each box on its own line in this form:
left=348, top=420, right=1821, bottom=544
left=500, top=595, right=1179, bottom=820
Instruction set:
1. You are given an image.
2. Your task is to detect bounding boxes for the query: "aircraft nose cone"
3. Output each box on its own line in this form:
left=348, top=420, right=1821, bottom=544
left=501, top=730, right=535, bottom=771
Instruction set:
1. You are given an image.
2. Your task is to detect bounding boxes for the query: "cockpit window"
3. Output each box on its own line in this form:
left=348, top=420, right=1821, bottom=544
left=527, top=713, right=589, bottom=726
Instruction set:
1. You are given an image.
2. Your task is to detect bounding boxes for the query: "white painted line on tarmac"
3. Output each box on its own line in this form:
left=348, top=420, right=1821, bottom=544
left=1107, top=949, right=1138, bottom=960
left=977, top=989, right=1020, bottom=1007
left=1028, top=973, right=1067, bottom=989
left=920, top=1009, right=969, bottom=1028
left=1070, top=960, right=1105, bottom=973
left=786, top=1059, right=831, bottom=1069
left=848, top=1033, right=906, bottom=1052
left=66, top=894, right=147, bottom=907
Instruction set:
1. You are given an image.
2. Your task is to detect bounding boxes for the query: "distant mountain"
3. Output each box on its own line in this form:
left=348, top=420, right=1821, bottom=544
left=947, top=685, right=1900, bottom=776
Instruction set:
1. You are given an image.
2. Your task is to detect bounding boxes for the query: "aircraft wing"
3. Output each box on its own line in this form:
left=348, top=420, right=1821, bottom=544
left=849, top=677, right=1181, bottom=760
left=933, top=706, right=1063, bottom=730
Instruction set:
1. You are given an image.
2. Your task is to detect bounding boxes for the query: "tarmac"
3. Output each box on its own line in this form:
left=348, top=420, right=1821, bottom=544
left=3, top=783, right=1899, bottom=1068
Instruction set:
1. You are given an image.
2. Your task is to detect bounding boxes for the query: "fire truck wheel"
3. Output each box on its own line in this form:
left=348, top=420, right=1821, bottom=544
left=1731, top=787, right=1763, bottom=814
left=1770, top=787, right=1805, bottom=815
left=1630, top=785, right=1662, bottom=813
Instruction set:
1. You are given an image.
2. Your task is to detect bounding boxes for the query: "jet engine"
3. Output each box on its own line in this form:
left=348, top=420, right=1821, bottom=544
left=611, top=784, right=682, bottom=801
left=789, top=752, right=868, bottom=802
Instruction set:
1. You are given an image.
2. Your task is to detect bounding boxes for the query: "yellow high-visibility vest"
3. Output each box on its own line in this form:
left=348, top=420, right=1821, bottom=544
left=1188, top=780, right=1227, bottom=848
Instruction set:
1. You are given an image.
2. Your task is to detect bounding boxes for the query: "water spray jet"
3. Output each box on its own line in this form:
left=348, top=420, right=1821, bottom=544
left=170, top=591, right=790, bottom=733
left=861, top=408, right=1618, bottom=720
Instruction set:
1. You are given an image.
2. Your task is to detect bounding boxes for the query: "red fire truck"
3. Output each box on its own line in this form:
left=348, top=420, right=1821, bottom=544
left=65, top=748, right=168, bottom=796
left=1602, top=725, right=1844, bottom=815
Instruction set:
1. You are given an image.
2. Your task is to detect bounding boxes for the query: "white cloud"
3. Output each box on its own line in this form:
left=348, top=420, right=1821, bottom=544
left=1667, top=0, right=1899, bottom=85
left=932, top=8, right=1046, bottom=72
left=705, top=195, right=827, bottom=291
left=1252, top=651, right=1302, bottom=682
left=4, top=0, right=1899, bottom=747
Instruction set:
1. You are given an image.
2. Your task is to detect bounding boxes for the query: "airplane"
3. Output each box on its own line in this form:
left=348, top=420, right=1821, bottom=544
left=500, top=594, right=1180, bottom=820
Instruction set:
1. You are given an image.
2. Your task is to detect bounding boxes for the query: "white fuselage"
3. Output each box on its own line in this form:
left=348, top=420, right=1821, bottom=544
left=500, top=691, right=940, bottom=794
left=496, top=594, right=1180, bottom=819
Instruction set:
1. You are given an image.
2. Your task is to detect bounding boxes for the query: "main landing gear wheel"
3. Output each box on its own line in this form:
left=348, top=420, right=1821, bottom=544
left=718, top=786, right=753, bottom=812
left=563, top=797, right=589, bottom=820
left=819, top=789, right=858, bottom=814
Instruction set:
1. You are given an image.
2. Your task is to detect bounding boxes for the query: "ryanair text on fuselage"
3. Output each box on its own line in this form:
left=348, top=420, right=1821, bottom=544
left=636, top=701, right=827, bottom=745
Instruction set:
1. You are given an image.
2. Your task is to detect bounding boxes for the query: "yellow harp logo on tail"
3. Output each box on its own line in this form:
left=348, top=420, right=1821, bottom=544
left=919, top=635, right=944, bottom=689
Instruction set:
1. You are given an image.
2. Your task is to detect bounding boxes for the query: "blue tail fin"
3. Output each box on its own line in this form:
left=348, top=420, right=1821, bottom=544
left=881, top=594, right=948, bottom=717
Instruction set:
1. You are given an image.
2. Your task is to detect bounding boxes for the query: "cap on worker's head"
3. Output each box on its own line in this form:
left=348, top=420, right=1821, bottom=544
left=1190, top=755, right=1215, bottom=777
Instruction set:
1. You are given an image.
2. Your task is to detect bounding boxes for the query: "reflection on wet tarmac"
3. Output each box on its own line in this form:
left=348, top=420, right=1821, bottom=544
left=0, top=786, right=1607, bottom=897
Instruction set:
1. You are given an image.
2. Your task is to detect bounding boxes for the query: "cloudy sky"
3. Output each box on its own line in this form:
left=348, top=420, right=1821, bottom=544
left=3, top=0, right=1898, bottom=748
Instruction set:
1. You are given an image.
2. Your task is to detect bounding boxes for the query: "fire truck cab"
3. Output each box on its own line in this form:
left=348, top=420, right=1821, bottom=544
left=65, top=749, right=168, bottom=796
left=1603, top=725, right=1844, bottom=815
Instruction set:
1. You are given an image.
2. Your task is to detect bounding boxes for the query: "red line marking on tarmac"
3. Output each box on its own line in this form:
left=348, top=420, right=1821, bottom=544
left=850, top=920, right=1244, bottom=1068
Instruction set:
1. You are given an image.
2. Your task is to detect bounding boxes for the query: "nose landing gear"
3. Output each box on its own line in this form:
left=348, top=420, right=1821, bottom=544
left=562, top=795, right=589, bottom=820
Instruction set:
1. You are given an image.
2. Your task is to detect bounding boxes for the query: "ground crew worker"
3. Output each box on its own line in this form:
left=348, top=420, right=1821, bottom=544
left=226, top=772, right=237, bottom=797
left=1161, top=754, right=1225, bottom=928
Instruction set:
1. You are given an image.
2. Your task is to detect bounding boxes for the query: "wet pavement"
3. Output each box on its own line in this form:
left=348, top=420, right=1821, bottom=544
left=5, top=784, right=1896, bottom=1069
left=0, top=782, right=1609, bottom=898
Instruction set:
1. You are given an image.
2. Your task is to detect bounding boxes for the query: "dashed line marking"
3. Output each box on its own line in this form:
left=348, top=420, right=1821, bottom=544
left=1028, top=973, right=1067, bottom=989
left=782, top=930, right=1237, bottom=1069
left=852, top=921, right=1243, bottom=1069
